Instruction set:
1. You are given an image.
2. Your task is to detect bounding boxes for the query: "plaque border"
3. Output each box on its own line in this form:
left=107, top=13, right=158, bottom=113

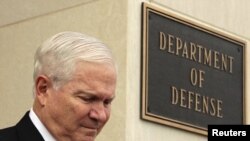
left=141, top=2, right=246, bottom=136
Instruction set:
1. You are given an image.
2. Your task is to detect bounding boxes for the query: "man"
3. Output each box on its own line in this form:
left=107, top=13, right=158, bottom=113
left=0, top=31, right=117, bottom=141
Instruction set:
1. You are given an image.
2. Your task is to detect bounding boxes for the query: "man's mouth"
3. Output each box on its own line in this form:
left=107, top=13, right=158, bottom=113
left=86, top=128, right=97, bottom=136
left=80, top=125, right=98, bottom=136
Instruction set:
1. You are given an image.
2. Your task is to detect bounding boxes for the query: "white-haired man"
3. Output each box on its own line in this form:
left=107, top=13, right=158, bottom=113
left=0, top=31, right=117, bottom=141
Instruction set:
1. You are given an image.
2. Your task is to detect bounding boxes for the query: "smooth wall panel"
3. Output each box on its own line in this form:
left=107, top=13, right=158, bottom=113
left=0, top=0, right=127, bottom=141
left=0, top=0, right=90, bottom=27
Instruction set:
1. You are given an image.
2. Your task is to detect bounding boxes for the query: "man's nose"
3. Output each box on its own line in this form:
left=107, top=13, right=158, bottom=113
left=89, top=103, right=108, bottom=122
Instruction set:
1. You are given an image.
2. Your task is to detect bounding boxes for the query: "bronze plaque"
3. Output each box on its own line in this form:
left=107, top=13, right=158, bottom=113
left=141, top=2, right=246, bottom=135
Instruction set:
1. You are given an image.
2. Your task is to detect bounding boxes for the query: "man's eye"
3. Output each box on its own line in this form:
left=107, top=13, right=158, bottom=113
left=104, top=99, right=112, bottom=106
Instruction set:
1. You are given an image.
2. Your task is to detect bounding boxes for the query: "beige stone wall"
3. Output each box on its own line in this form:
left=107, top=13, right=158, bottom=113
left=0, top=0, right=126, bottom=141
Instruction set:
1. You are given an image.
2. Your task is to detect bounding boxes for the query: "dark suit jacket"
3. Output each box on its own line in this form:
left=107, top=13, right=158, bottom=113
left=0, top=111, right=44, bottom=141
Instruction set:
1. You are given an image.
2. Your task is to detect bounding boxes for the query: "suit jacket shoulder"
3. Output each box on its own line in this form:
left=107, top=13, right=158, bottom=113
left=0, top=126, right=18, bottom=141
left=0, top=111, right=44, bottom=141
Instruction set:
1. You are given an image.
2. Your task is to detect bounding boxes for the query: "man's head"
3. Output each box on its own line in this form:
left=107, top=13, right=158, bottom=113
left=33, top=31, right=117, bottom=141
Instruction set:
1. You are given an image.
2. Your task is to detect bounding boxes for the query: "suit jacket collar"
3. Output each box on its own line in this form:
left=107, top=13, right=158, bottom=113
left=16, top=111, right=44, bottom=141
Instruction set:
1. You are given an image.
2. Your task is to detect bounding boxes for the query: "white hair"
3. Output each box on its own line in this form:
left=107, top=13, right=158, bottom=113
left=33, top=31, right=116, bottom=89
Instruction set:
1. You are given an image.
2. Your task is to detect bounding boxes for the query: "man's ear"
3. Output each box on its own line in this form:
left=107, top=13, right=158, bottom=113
left=35, top=75, right=52, bottom=106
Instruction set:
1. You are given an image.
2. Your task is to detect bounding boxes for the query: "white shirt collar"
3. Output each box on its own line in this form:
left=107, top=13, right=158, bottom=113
left=29, top=108, right=56, bottom=141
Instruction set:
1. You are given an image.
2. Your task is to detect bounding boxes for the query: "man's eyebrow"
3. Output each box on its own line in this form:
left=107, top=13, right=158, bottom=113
left=73, top=90, right=94, bottom=95
left=74, top=90, right=115, bottom=99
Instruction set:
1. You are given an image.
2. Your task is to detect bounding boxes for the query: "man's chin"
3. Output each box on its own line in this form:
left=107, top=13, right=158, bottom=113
left=83, top=135, right=96, bottom=141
